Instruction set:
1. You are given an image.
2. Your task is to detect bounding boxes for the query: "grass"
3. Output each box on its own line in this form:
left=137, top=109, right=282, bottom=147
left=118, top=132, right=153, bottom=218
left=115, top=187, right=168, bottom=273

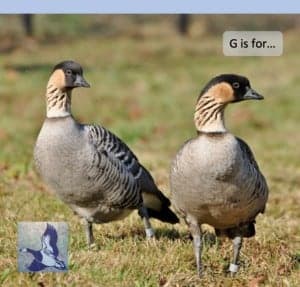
left=0, top=15, right=299, bottom=286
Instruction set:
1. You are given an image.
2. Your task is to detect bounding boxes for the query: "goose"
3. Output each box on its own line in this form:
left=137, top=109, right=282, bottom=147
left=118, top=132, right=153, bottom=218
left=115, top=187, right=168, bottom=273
left=19, top=223, right=66, bottom=271
left=34, top=60, right=178, bottom=246
left=170, top=74, right=269, bottom=275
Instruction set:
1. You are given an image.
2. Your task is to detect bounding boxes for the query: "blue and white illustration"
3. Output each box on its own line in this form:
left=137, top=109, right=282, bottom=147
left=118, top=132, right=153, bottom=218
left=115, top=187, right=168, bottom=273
left=18, top=222, right=68, bottom=272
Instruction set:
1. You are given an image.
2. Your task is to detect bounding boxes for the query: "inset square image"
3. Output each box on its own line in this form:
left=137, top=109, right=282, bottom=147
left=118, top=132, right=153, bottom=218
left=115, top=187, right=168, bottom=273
left=18, top=222, right=68, bottom=272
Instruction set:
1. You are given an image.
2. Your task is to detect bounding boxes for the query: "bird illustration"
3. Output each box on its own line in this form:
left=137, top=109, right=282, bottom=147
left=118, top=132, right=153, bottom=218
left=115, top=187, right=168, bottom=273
left=34, top=60, right=178, bottom=246
left=19, top=223, right=66, bottom=271
left=170, top=74, right=269, bottom=275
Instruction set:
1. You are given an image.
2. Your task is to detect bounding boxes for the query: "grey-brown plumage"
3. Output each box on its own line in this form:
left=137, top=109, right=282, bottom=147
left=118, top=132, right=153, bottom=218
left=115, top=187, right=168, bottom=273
left=34, top=60, right=178, bottom=246
left=170, top=74, right=268, bottom=275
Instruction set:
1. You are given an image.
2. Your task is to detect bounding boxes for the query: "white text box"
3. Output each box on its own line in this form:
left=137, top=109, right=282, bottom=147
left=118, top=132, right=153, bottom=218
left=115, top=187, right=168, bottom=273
left=223, top=31, right=283, bottom=56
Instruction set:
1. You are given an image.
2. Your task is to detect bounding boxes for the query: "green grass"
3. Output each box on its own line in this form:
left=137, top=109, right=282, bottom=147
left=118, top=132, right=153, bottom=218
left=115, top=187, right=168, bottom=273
left=0, top=15, right=299, bottom=286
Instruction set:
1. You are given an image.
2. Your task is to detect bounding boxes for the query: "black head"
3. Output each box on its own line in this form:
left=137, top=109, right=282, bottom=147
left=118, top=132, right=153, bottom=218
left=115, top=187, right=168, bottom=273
left=52, top=60, right=90, bottom=89
left=199, top=74, right=263, bottom=104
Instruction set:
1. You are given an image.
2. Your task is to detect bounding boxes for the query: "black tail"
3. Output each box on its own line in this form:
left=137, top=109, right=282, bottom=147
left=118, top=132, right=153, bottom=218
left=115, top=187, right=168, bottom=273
left=146, top=206, right=179, bottom=224
left=140, top=190, right=179, bottom=224
left=138, top=166, right=179, bottom=224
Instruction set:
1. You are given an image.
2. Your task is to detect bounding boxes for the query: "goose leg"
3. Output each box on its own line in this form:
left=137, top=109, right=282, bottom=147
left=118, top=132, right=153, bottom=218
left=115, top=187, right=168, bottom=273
left=84, top=219, right=94, bottom=246
left=187, top=217, right=203, bottom=276
left=229, top=236, right=243, bottom=274
left=139, top=206, right=155, bottom=238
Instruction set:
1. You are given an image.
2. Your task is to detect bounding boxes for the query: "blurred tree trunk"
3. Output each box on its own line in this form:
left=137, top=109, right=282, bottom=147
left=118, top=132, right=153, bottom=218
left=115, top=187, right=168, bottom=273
left=21, top=14, right=34, bottom=37
left=178, top=14, right=190, bottom=35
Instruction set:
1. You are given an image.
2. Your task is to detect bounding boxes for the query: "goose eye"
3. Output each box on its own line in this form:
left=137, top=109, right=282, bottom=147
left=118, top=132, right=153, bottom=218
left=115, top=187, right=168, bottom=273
left=66, top=69, right=72, bottom=76
left=232, top=82, right=240, bottom=89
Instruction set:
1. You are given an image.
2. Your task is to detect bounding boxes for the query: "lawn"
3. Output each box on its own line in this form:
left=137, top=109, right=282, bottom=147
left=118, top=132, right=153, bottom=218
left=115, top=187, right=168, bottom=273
left=0, top=15, right=299, bottom=286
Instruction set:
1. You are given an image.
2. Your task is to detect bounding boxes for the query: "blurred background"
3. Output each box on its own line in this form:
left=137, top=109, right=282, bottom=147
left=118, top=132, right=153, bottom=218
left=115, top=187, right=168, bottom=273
left=0, top=15, right=299, bottom=286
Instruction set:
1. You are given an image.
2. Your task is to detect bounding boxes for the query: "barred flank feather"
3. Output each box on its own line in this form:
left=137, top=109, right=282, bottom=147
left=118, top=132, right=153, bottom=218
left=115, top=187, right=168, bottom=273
left=88, top=124, right=179, bottom=223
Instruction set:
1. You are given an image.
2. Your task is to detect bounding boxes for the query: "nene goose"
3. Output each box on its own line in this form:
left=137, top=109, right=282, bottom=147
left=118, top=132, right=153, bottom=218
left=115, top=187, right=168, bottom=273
left=170, top=74, right=268, bottom=275
left=34, top=61, right=178, bottom=246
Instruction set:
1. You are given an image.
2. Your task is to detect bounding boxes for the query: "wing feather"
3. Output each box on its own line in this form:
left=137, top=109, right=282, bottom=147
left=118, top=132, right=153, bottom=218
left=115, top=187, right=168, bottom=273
left=236, top=137, right=269, bottom=212
left=85, top=124, right=178, bottom=223
left=86, top=126, right=142, bottom=209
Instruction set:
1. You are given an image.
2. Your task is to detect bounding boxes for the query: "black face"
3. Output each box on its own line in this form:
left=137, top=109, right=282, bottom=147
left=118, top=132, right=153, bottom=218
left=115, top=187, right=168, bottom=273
left=53, top=60, right=90, bottom=89
left=200, top=74, right=263, bottom=102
